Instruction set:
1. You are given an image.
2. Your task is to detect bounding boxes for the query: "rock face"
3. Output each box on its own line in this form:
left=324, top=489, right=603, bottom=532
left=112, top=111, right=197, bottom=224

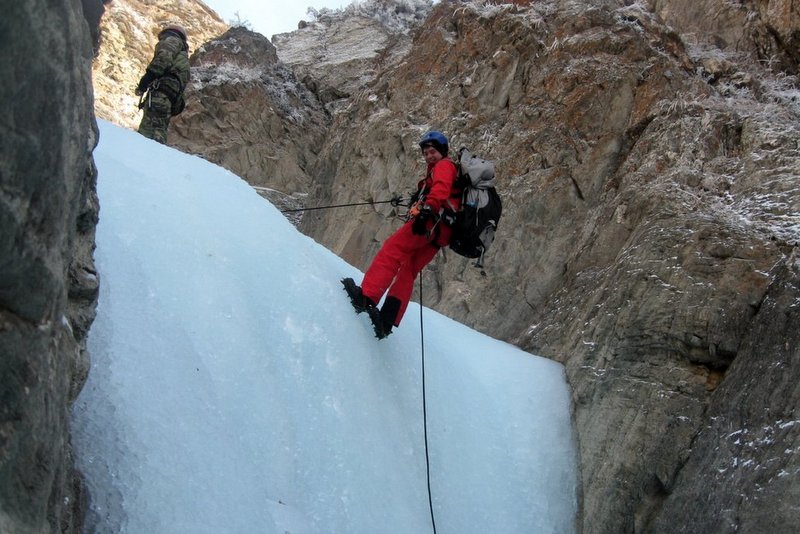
left=92, top=0, right=228, bottom=129
left=650, top=252, right=800, bottom=532
left=166, top=1, right=436, bottom=212
left=273, top=0, right=433, bottom=105
left=167, top=27, right=329, bottom=212
left=290, top=1, right=799, bottom=532
left=0, top=0, right=101, bottom=532
left=650, top=0, right=800, bottom=74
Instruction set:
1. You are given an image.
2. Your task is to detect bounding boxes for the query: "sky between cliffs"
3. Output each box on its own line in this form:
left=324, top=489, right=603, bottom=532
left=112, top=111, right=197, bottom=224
left=202, top=0, right=352, bottom=39
left=70, top=121, right=578, bottom=533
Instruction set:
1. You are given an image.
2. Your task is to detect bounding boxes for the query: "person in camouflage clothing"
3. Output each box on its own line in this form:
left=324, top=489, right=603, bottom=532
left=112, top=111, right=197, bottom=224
left=135, top=24, right=190, bottom=144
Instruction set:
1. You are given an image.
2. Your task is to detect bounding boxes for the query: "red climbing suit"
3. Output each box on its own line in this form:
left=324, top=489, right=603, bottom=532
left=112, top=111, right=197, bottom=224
left=360, top=157, right=460, bottom=326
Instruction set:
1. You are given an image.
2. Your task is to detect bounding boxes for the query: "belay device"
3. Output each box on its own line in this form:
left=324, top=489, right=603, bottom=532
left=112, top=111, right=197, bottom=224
left=448, top=148, right=503, bottom=269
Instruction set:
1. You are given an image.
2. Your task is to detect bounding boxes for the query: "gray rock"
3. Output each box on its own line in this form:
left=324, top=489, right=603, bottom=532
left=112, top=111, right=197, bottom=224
left=650, top=250, right=800, bottom=533
left=650, top=0, right=800, bottom=74
left=0, top=1, right=100, bottom=531
left=294, top=2, right=800, bottom=532
left=273, top=3, right=427, bottom=106
left=168, top=27, right=329, bottom=209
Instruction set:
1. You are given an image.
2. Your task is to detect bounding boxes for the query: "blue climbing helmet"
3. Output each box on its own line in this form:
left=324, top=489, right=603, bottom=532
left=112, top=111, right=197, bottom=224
left=419, top=131, right=449, bottom=157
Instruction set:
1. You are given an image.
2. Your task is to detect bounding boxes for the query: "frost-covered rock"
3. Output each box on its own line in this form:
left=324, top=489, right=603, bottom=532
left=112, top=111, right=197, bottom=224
left=273, top=0, right=434, bottom=104
left=650, top=249, right=800, bottom=533
left=1, top=1, right=101, bottom=532
left=296, top=1, right=800, bottom=532
left=650, top=0, right=800, bottom=74
left=168, top=27, right=328, bottom=207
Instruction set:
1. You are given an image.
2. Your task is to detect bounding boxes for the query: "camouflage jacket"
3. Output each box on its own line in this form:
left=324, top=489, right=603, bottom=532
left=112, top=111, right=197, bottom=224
left=146, top=31, right=190, bottom=99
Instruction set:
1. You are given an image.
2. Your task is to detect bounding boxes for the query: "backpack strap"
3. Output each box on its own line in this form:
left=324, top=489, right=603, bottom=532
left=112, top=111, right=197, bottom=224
left=440, top=158, right=465, bottom=223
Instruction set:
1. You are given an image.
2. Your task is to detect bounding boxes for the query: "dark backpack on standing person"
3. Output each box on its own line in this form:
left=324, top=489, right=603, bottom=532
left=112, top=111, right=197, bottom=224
left=447, top=148, right=503, bottom=269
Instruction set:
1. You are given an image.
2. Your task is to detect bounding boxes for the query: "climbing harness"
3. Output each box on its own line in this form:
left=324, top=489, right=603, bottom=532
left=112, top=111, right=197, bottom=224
left=137, top=79, right=160, bottom=110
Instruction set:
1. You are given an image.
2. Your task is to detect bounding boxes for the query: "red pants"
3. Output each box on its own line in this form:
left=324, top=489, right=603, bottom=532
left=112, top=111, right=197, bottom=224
left=361, top=220, right=449, bottom=326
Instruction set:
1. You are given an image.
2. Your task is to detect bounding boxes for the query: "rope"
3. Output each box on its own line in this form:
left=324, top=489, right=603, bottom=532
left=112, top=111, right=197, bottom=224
left=419, top=272, right=437, bottom=534
left=279, top=196, right=408, bottom=213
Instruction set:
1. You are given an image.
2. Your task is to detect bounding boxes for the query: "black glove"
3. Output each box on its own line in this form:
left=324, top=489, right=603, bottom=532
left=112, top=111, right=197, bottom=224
left=135, top=70, right=157, bottom=95
left=412, top=205, right=433, bottom=236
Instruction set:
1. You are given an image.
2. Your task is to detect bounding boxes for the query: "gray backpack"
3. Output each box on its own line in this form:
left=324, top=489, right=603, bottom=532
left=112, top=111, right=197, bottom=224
left=448, top=148, right=503, bottom=268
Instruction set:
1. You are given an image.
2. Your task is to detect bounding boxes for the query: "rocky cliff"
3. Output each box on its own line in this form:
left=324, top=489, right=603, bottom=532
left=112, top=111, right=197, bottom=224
left=273, top=0, right=433, bottom=105
left=167, top=26, right=329, bottom=213
left=166, top=1, right=436, bottom=212
left=286, top=1, right=800, bottom=532
left=1, top=1, right=102, bottom=532
left=650, top=0, right=799, bottom=74
left=89, top=0, right=799, bottom=532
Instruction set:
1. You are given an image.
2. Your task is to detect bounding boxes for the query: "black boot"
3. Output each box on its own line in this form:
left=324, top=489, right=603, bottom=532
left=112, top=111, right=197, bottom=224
left=375, top=297, right=401, bottom=339
left=367, top=306, right=389, bottom=339
left=341, top=278, right=373, bottom=314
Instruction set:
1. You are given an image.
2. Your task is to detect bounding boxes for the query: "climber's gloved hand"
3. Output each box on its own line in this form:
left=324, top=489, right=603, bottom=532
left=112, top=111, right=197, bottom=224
left=135, top=70, right=157, bottom=96
left=411, top=204, right=433, bottom=236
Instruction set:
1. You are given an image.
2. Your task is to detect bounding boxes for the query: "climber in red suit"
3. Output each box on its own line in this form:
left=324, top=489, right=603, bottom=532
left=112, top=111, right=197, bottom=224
left=342, top=131, right=461, bottom=338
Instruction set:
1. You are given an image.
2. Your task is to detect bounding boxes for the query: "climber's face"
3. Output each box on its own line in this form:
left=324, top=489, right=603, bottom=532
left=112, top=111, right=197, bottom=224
left=422, top=145, right=443, bottom=165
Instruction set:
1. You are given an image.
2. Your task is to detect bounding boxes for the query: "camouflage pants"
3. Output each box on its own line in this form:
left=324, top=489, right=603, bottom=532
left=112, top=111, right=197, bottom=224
left=137, top=90, right=172, bottom=144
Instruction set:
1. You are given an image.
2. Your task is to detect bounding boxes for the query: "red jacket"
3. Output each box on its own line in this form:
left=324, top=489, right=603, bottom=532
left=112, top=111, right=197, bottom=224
left=359, top=156, right=461, bottom=325
left=417, top=157, right=460, bottom=215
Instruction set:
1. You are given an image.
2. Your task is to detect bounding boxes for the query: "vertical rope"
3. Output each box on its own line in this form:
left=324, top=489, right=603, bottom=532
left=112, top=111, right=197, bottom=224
left=419, top=272, right=437, bottom=534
